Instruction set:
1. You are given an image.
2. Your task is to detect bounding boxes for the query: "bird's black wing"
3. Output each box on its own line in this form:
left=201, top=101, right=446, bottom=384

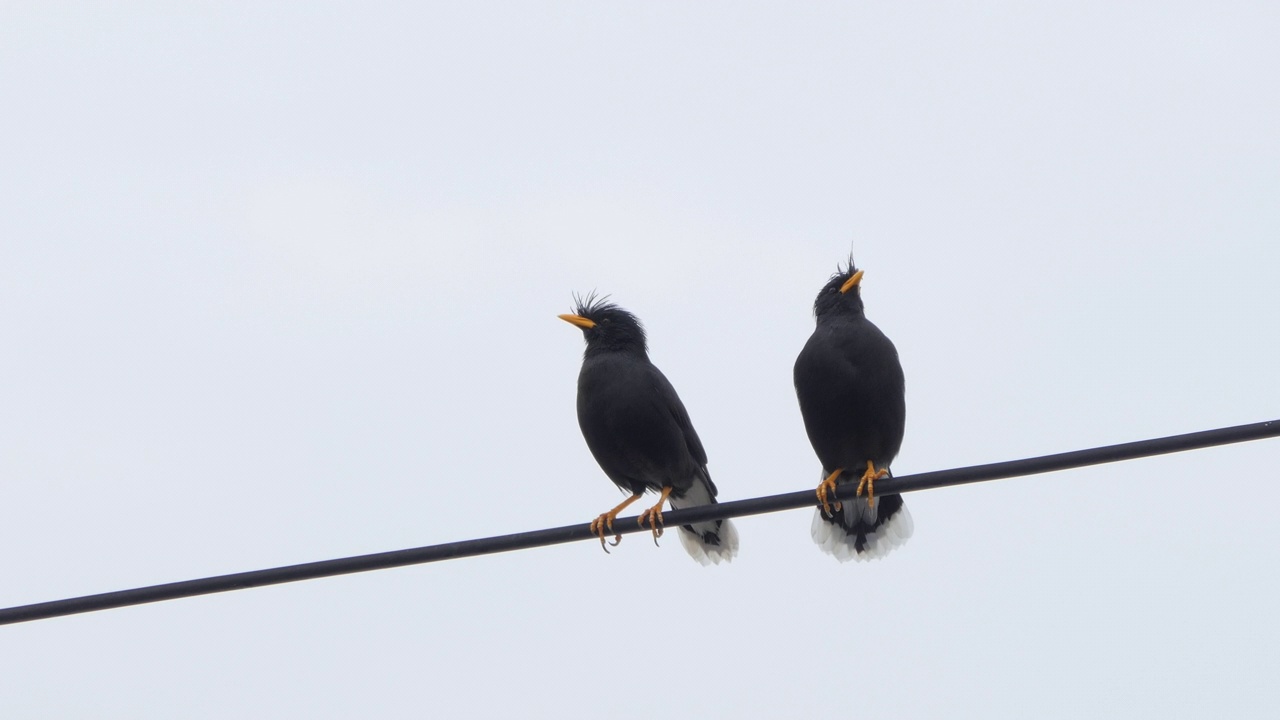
left=646, top=364, right=717, bottom=496
left=576, top=354, right=699, bottom=492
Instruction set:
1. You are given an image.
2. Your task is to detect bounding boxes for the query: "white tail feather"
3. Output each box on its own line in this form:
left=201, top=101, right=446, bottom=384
left=677, top=518, right=739, bottom=566
left=810, top=502, right=913, bottom=563
left=668, top=475, right=739, bottom=565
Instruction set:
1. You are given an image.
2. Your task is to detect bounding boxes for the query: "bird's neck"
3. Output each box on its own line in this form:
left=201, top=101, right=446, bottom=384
left=816, top=310, right=865, bottom=326
left=584, top=343, right=648, bottom=360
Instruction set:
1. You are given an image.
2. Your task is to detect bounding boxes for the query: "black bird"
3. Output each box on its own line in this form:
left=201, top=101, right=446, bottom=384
left=560, top=295, right=738, bottom=565
left=794, top=260, right=913, bottom=561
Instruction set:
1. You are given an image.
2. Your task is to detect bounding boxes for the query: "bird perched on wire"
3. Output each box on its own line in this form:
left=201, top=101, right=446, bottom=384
left=794, top=259, right=913, bottom=561
left=560, top=295, right=738, bottom=565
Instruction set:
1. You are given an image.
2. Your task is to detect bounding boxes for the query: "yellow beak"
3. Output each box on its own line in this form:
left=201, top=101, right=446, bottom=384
left=839, top=269, right=864, bottom=294
left=559, top=313, right=596, bottom=329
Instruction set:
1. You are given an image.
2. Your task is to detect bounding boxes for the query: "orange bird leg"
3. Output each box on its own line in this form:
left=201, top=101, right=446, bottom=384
left=590, top=493, right=643, bottom=553
left=816, top=468, right=844, bottom=517
left=856, top=460, right=890, bottom=508
left=636, top=486, right=675, bottom=546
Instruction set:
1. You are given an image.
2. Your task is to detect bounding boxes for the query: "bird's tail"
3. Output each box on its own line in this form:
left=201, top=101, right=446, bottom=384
left=669, top=475, right=739, bottom=566
left=811, top=469, right=913, bottom=562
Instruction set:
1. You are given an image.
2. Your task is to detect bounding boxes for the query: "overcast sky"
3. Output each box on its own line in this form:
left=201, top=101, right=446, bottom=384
left=2, top=3, right=1278, bottom=717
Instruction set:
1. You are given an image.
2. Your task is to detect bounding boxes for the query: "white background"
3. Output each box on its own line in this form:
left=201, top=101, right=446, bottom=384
left=2, top=3, right=1278, bottom=717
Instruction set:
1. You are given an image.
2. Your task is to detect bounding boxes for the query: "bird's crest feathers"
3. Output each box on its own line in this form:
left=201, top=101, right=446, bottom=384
left=812, top=257, right=866, bottom=317
left=566, top=292, right=648, bottom=353
left=571, top=291, right=619, bottom=319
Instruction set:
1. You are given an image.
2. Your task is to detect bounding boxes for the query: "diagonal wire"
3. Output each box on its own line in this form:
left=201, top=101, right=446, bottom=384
left=1, top=418, right=1277, bottom=627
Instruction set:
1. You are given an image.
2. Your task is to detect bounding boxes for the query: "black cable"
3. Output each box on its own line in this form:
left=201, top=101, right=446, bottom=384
left=2, top=418, right=1276, bottom=627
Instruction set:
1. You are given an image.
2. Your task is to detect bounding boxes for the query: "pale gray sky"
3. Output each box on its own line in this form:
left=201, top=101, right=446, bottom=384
left=2, top=3, right=1278, bottom=718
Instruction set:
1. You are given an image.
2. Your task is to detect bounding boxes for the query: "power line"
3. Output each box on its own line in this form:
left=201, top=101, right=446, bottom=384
left=1, top=418, right=1276, bottom=627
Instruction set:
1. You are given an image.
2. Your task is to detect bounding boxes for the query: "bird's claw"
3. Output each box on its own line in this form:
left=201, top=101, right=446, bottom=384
left=816, top=468, right=844, bottom=517
left=588, top=493, right=644, bottom=554
left=589, top=513, right=623, bottom=553
left=637, top=487, right=674, bottom=547
left=856, top=461, right=890, bottom=508
left=637, top=506, right=665, bottom=546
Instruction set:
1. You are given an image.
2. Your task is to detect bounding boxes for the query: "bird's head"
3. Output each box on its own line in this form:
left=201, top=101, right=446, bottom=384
left=812, top=259, right=866, bottom=318
left=559, top=293, right=648, bottom=356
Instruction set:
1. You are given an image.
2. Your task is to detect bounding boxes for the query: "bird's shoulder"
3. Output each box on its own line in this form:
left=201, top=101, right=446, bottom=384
left=580, top=352, right=708, bottom=466
left=577, top=352, right=673, bottom=414
left=796, top=316, right=903, bottom=391
left=578, top=349, right=655, bottom=389
left=806, top=315, right=897, bottom=357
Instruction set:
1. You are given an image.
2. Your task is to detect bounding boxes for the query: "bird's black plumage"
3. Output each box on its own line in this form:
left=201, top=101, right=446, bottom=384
left=794, top=261, right=913, bottom=561
left=561, top=295, right=737, bottom=565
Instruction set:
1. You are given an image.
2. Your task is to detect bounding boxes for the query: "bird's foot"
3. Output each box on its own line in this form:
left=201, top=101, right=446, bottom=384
left=637, top=487, right=674, bottom=547
left=589, top=513, right=622, bottom=552
left=816, top=468, right=844, bottom=517
left=856, top=461, right=890, bottom=508
left=590, top=493, right=643, bottom=553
